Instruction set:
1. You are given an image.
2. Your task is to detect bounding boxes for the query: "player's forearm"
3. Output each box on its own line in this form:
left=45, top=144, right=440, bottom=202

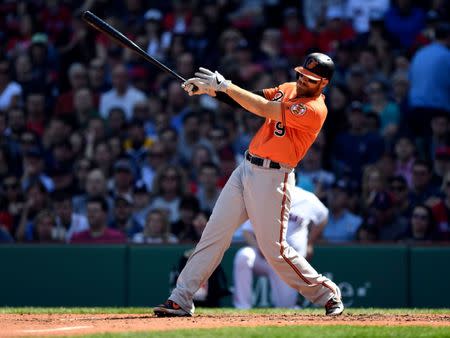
left=308, top=219, right=327, bottom=244
left=224, top=84, right=282, bottom=121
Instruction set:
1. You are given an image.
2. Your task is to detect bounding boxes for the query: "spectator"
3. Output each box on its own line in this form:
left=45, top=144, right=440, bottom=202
left=280, top=7, right=314, bottom=65
left=99, top=64, right=147, bottom=120
left=393, top=136, right=417, bottom=187
left=390, top=71, right=410, bottom=121
left=345, top=65, right=368, bottom=102
left=32, top=209, right=65, bottom=243
left=52, top=190, right=89, bottom=242
left=151, top=164, right=187, bottom=223
left=171, top=195, right=200, bottom=242
left=410, top=160, right=441, bottom=206
left=297, top=143, right=335, bottom=198
left=141, top=141, right=168, bottom=192
left=21, top=147, right=54, bottom=193
left=363, top=80, right=401, bottom=140
left=384, top=0, right=426, bottom=49
left=332, top=101, right=385, bottom=182
left=2, top=176, right=24, bottom=228
left=28, top=33, right=58, bottom=93
left=429, top=171, right=450, bottom=241
left=408, top=22, right=450, bottom=138
left=14, top=54, right=34, bottom=98
left=361, top=165, right=395, bottom=239
left=195, top=162, right=221, bottom=214
left=322, top=179, right=363, bottom=243
left=25, top=91, right=47, bottom=137
left=130, top=181, right=152, bottom=230
left=143, top=9, right=168, bottom=62
left=5, top=108, right=26, bottom=143
left=72, top=168, right=114, bottom=220
left=92, top=141, right=113, bottom=179
left=88, top=58, right=111, bottom=94
left=131, top=208, right=178, bottom=244
left=158, top=127, right=180, bottom=165
left=109, top=194, right=140, bottom=238
left=123, top=120, right=154, bottom=170
left=16, top=180, right=51, bottom=241
left=256, top=28, right=287, bottom=71
left=54, top=62, right=88, bottom=117
left=189, top=144, right=217, bottom=183
left=433, top=147, right=450, bottom=184
left=323, top=84, right=350, bottom=147
left=71, top=196, right=126, bottom=244
left=422, top=111, right=450, bottom=162
left=73, top=88, right=100, bottom=129
left=346, top=0, right=390, bottom=34
left=358, top=46, right=389, bottom=84
left=318, top=5, right=356, bottom=55
left=72, top=158, right=93, bottom=195
left=0, top=59, right=22, bottom=112
left=106, top=107, right=127, bottom=139
left=399, top=204, right=436, bottom=243
left=178, top=111, right=211, bottom=167
left=384, top=175, right=413, bottom=240
left=110, top=160, right=135, bottom=199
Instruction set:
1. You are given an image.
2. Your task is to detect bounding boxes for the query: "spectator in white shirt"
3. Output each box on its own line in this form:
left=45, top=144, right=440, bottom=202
left=99, top=64, right=146, bottom=121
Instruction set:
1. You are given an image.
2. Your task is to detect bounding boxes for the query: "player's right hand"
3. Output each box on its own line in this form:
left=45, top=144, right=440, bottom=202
left=181, top=79, right=216, bottom=97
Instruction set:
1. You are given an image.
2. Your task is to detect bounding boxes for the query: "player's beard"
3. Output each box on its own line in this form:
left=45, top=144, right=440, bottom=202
left=296, top=83, right=319, bottom=97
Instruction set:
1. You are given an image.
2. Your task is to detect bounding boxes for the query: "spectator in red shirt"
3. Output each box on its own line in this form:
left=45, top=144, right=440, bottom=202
left=71, top=196, right=126, bottom=244
left=54, top=62, right=88, bottom=117
left=281, top=7, right=315, bottom=65
left=429, top=171, right=450, bottom=241
left=318, top=6, right=356, bottom=55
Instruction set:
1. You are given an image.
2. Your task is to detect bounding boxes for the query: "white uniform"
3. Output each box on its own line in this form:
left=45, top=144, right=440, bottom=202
left=233, top=186, right=329, bottom=308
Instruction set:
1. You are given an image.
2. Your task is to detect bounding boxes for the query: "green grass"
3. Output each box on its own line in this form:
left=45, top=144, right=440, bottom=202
left=82, top=326, right=450, bottom=338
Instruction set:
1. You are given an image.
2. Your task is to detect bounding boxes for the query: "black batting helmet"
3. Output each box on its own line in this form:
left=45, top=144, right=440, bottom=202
left=295, top=53, right=335, bottom=81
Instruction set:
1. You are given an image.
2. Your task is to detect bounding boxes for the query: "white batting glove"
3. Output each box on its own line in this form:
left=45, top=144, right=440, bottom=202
left=181, top=78, right=216, bottom=97
left=194, top=67, right=231, bottom=92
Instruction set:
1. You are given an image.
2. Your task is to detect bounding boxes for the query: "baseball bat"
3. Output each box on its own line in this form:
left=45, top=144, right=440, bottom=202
left=82, top=11, right=194, bottom=88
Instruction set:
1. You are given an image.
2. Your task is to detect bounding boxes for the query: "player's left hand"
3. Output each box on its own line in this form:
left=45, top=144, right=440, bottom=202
left=194, top=67, right=231, bottom=92
left=181, top=79, right=216, bottom=97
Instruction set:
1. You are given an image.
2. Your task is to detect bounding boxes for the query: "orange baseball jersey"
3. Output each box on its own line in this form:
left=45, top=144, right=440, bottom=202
left=248, top=82, right=327, bottom=167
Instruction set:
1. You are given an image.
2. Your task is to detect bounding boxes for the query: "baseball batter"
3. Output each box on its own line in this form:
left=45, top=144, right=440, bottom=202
left=233, top=185, right=329, bottom=309
left=154, top=53, right=344, bottom=317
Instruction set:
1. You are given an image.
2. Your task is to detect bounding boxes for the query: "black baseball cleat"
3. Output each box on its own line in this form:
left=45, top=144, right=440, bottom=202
left=153, top=300, right=191, bottom=317
left=325, top=296, right=344, bottom=316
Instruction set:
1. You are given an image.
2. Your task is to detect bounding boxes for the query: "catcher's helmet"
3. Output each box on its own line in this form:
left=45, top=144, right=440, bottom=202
left=295, top=53, right=335, bottom=81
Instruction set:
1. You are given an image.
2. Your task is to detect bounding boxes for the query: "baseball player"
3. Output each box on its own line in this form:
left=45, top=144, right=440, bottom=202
left=233, top=185, right=329, bottom=309
left=154, top=53, right=344, bottom=317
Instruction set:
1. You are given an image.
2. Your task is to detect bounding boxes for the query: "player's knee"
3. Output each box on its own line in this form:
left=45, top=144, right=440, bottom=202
left=233, top=246, right=256, bottom=269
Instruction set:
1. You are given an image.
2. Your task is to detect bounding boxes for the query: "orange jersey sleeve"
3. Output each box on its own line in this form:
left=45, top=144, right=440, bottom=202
left=248, top=82, right=327, bottom=167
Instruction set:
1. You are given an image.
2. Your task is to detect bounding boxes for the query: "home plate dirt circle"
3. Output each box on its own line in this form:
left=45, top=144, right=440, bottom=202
left=1, top=313, right=449, bottom=336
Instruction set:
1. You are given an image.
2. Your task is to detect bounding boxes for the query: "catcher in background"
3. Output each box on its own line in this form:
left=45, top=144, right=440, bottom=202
left=154, top=53, right=344, bottom=317
left=233, top=185, right=328, bottom=309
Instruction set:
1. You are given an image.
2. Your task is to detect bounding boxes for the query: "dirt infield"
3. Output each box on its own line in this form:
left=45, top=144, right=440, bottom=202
left=1, top=313, right=450, bottom=336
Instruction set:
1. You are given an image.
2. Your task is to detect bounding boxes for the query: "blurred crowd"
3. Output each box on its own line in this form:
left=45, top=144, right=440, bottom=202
left=0, top=0, right=449, bottom=244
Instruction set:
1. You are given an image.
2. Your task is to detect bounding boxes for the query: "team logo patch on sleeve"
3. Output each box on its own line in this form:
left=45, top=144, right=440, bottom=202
left=272, top=91, right=284, bottom=101
left=290, top=103, right=307, bottom=115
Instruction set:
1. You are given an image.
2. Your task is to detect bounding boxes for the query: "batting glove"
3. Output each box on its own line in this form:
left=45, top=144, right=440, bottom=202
left=194, top=67, right=231, bottom=92
left=181, top=79, right=216, bottom=97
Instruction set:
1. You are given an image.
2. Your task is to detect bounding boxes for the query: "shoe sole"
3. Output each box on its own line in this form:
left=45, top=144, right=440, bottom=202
left=326, top=308, right=344, bottom=316
left=153, top=308, right=191, bottom=317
